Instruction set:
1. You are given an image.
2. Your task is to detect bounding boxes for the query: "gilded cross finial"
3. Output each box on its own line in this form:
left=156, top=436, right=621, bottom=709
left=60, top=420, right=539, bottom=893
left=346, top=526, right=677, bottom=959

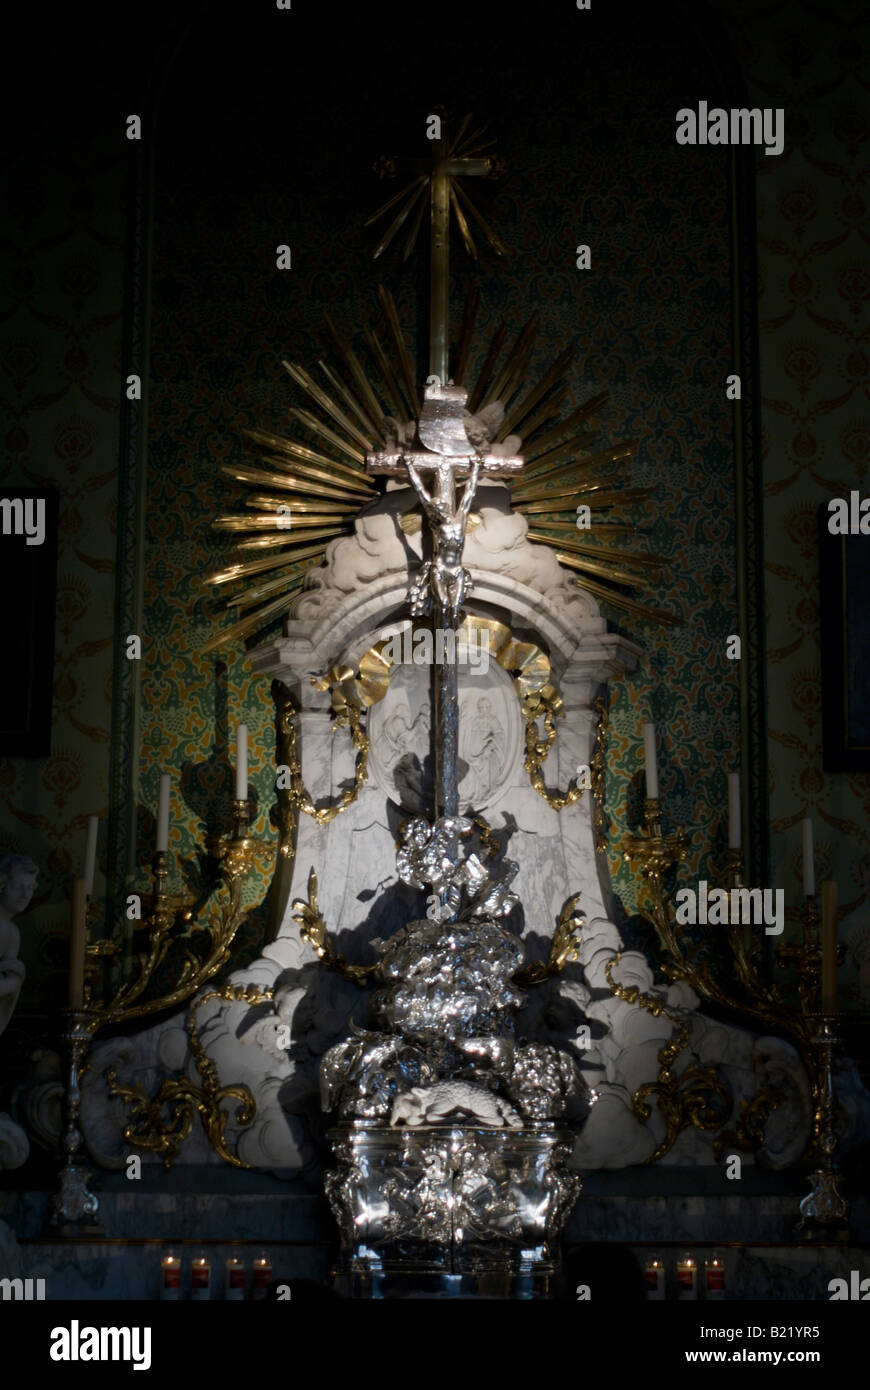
left=367, top=110, right=507, bottom=382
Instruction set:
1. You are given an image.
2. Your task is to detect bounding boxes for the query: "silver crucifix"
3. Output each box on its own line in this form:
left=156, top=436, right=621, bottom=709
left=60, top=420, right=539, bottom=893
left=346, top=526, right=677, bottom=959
left=367, top=380, right=522, bottom=842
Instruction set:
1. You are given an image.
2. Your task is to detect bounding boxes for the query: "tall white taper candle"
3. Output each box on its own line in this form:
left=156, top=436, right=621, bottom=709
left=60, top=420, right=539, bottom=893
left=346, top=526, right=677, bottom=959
left=821, top=880, right=838, bottom=1014
left=156, top=774, right=170, bottom=853
left=643, top=722, right=658, bottom=800
left=68, top=878, right=88, bottom=1010
left=802, top=817, right=815, bottom=898
left=83, top=815, right=99, bottom=897
left=235, top=723, right=248, bottom=802
left=727, top=773, right=741, bottom=850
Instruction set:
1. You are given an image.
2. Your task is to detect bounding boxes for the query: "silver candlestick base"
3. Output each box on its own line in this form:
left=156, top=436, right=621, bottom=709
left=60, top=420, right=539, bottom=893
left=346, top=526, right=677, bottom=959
left=49, top=1009, right=104, bottom=1235
left=795, top=1014, right=849, bottom=1241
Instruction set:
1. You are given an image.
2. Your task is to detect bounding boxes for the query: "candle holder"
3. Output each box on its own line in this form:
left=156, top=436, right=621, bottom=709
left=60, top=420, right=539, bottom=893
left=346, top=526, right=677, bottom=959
left=209, top=799, right=258, bottom=878
left=619, top=781, right=850, bottom=1195
left=48, top=800, right=269, bottom=1224
left=796, top=1014, right=849, bottom=1241
left=91, top=800, right=267, bottom=1031
left=775, top=895, right=821, bottom=1016
left=617, top=789, right=839, bottom=1167
left=622, top=798, right=690, bottom=970
left=623, top=798, right=690, bottom=882
left=721, top=849, right=764, bottom=988
left=724, top=848, right=742, bottom=888
left=49, top=1009, right=103, bottom=1234
left=82, top=896, right=120, bottom=1009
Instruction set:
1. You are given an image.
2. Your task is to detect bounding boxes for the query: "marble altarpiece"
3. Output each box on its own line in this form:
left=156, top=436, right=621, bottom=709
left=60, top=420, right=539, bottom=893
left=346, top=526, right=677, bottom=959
left=2, top=4, right=869, bottom=1304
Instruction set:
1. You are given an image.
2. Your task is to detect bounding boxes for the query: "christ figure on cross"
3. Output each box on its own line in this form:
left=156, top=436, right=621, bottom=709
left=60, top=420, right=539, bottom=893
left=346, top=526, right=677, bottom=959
left=406, top=455, right=482, bottom=626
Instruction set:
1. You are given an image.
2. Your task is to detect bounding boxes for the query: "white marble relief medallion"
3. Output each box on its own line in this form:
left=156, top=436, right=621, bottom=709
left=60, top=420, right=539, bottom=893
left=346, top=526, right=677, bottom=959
left=367, top=659, right=522, bottom=814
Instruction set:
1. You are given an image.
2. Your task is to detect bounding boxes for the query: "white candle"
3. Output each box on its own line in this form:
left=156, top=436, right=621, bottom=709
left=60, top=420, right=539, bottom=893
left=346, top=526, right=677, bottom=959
left=68, top=879, right=88, bottom=1011
left=727, top=773, right=741, bottom=850
left=235, top=723, right=248, bottom=801
left=156, top=773, right=170, bottom=853
left=802, top=817, right=815, bottom=898
left=821, top=880, right=838, bottom=1014
left=643, top=722, right=658, bottom=800
left=83, top=815, right=99, bottom=897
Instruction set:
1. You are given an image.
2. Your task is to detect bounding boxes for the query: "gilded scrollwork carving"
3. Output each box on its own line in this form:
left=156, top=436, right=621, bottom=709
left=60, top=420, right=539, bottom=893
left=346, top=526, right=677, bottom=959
left=712, top=1083, right=786, bottom=1161
left=513, top=895, right=585, bottom=987
left=292, top=868, right=378, bottom=986
left=273, top=678, right=369, bottom=833
left=604, top=952, right=732, bottom=1164
left=307, top=620, right=611, bottom=827
left=105, top=983, right=273, bottom=1169
left=522, top=685, right=587, bottom=812
left=622, top=799, right=823, bottom=1164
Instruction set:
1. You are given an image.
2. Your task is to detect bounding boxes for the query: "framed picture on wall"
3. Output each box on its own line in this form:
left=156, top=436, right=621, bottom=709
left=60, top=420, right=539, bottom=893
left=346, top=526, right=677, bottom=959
left=0, top=487, right=59, bottom=757
left=819, top=503, right=870, bottom=772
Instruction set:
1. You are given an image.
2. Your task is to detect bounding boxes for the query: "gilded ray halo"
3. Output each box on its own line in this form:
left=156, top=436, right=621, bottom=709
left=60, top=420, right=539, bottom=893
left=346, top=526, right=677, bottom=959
left=204, top=292, right=678, bottom=650
left=205, top=113, right=678, bottom=651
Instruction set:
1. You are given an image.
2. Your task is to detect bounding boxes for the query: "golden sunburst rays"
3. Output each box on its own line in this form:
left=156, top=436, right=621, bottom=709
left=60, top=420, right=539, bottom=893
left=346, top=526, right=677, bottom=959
left=202, top=297, right=407, bottom=653
left=367, top=113, right=506, bottom=264
left=205, top=279, right=678, bottom=652
left=446, top=294, right=680, bottom=630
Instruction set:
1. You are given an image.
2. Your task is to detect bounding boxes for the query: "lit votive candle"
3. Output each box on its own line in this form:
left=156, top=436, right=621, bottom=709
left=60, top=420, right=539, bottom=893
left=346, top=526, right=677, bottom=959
left=225, top=1255, right=245, bottom=1301
left=676, top=1252, right=698, bottom=1300
left=705, top=1252, right=725, bottom=1300
left=190, top=1254, right=211, bottom=1301
left=644, top=1254, right=665, bottom=1300
left=160, top=1252, right=181, bottom=1301
left=251, top=1254, right=272, bottom=1300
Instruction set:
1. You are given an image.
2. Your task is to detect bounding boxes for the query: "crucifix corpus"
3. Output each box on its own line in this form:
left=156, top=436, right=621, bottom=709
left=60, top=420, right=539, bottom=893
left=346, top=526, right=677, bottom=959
left=366, top=112, right=523, bottom=848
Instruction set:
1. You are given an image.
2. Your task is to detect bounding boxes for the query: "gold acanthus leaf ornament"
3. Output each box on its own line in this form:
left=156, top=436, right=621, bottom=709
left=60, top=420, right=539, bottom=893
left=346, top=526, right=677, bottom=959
left=206, top=279, right=679, bottom=655
left=292, top=869, right=377, bottom=986
left=513, top=896, right=586, bottom=987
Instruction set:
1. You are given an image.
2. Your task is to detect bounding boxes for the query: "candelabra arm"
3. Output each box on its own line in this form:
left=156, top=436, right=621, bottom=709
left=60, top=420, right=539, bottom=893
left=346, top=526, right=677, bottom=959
left=93, top=803, right=268, bottom=1031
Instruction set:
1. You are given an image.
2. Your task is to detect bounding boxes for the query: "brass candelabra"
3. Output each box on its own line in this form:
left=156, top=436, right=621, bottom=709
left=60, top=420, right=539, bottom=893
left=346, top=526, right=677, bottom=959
left=796, top=1016, right=849, bottom=1238
left=50, top=799, right=267, bottom=1229
left=621, top=795, right=848, bottom=1235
